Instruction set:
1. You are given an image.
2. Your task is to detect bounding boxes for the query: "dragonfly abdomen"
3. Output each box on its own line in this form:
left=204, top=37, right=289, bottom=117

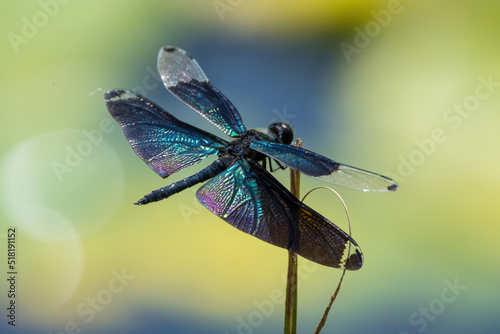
left=135, top=157, right=232, bottom=205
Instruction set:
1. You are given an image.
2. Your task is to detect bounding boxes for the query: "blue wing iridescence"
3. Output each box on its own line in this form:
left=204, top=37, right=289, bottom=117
left=106, top=46, right=398, bottom=270
left=196, top=159, right=363, bottom=270
left=105, top=89, right=227, bottom=178
left=250, top=141, right=398, bottom=192
left=157, top=46, right=246, bottom=137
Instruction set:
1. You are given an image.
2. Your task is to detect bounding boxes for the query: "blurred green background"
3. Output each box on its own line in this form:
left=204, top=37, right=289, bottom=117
left=1, top=0, right=499, bottom=333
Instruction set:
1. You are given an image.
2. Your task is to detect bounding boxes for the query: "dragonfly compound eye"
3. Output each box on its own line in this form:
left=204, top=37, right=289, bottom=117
left=268, top=122, right=294, bottom=144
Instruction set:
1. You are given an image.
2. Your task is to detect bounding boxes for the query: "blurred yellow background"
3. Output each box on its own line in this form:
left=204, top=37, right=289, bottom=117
left=1, top=0, right=499, bottom=333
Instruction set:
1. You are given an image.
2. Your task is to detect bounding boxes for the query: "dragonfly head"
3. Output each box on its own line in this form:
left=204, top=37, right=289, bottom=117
left=267, top=122, right=294, bottom=145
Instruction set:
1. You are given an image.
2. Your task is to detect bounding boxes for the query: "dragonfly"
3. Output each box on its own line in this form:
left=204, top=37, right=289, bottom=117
left=105, top=46, right=398, bottom=270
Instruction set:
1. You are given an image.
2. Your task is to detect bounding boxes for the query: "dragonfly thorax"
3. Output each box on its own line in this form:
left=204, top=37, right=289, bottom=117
left=219, top=127, right=286, bottom=162
left=219, top=124, right=293, bottom=165
left=218, top=129, right=266, bottom=162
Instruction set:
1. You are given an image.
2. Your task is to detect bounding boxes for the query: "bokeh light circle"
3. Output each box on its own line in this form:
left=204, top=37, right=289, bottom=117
left=1, top=129, right=123, bottom=242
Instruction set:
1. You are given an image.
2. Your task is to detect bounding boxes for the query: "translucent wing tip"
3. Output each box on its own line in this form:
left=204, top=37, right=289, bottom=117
left=104, top=89, right=121, bottom=100
left=104, top=89, right=137, bottom=103
left=158, top=45, right=193, bottom=63
left=104, top=89, right=126, bottom=101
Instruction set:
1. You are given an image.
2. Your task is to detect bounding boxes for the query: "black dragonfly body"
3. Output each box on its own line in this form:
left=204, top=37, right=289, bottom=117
left=105, top=46, right=398, bottom=270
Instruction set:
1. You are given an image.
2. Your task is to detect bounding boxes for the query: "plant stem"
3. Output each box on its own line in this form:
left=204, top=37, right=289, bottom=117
left=284, top=251, right=298, bottom=334
left=312, top=270, right=346, bottom=334
left=284, top=138, right=302, bottom=334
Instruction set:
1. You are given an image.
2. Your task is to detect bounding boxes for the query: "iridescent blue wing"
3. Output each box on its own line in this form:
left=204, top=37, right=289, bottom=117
left=196, top=159, right=363, bottom=269
left=105, top=89, right=227, bottom=178
left=157, top=46, right=246, bottom=137
left=250, top=141, right=398, bottom=192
